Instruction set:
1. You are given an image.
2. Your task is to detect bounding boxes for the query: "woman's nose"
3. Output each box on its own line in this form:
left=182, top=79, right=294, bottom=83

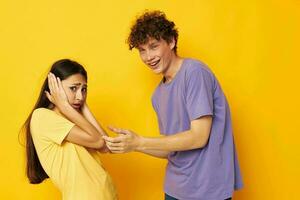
left=76, top=91, right=83, bottom=100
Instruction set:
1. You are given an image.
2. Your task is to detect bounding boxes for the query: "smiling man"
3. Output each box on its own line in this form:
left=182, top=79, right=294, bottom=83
left=103, top=10, right=243, bottom=200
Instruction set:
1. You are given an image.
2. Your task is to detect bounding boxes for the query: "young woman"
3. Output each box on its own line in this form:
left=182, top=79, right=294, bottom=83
left=21, top=59, right=117, bottom=200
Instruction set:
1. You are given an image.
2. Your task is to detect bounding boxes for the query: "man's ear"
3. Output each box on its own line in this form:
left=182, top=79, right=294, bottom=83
left=169, top=37, right=176, bottom=50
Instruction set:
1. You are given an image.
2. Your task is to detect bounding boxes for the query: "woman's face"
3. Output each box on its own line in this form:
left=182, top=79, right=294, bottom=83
left=61, top=73, right=87, bottom=110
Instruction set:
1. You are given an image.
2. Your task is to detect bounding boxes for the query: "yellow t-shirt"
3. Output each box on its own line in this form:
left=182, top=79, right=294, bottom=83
left=30, top=108, right=117, bottom=200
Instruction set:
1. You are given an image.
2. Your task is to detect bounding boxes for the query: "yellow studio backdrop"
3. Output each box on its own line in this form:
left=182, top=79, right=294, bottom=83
left=0, top=0, right=299, bottom=199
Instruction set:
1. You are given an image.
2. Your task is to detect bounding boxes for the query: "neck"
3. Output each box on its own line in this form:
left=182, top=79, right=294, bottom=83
left=51, top=106, right=63, bottom=116
left=163, top=54, right=183, bottom=83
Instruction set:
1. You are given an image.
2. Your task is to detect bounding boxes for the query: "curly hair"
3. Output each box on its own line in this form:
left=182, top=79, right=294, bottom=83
left=127, top=10, right=179, bottom=53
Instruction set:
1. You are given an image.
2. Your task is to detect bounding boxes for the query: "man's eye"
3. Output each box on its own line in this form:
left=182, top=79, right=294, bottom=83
left=82, top=88, right=87, bottom=92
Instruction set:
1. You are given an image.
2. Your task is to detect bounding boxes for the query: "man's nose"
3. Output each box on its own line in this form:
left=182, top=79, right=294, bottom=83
left=146, top=51, right=154, bottom=62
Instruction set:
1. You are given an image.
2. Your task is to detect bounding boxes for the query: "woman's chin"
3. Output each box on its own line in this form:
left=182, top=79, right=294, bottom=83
left=71, top=105, right=81, bottom=111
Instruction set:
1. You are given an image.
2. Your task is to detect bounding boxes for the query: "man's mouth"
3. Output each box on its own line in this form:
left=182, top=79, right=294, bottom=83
left=148, top=59, right=160, bottom=69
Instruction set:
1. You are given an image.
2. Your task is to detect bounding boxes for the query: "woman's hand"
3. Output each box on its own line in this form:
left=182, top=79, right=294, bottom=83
left=81, top=103, right=90, bottom=116
left=98, top=143, right=111, bottom=153
left=45, top=73, right=70, bottom=110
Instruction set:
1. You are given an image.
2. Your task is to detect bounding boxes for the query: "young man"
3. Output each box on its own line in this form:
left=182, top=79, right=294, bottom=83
left=103, top=11, right=243, bottom=200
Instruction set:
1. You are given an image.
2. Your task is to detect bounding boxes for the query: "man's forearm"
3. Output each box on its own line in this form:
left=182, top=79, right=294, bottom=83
left=137, top=149, right=170, bottom=159
left=137, top=130, right=205, bottom=152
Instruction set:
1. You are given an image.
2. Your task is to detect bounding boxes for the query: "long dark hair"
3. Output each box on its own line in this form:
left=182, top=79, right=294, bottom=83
left=20, top=59, right=87, bottom=184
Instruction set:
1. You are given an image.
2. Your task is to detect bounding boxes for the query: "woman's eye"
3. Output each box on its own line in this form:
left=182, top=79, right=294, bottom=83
left=70, top=87, right=77, bottom=91
left=82, top=88, right=87, bottom=92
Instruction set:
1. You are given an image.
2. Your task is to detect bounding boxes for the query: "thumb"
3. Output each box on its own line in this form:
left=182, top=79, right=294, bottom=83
left=45, top=91, right=53, bottom=103
left=122, top=129, right=132, bottom=135
left=108, top=125, right=125, bottom=134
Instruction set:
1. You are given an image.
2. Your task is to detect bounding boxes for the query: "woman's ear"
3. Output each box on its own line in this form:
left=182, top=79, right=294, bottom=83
left=48, top=103, right=54, bottom=109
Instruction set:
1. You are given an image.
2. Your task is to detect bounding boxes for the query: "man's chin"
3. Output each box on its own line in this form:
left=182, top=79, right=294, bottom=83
left=152, top=66, right=163, bottom=74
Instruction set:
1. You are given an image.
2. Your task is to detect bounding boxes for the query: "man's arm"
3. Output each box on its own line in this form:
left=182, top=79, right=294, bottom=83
left=103, top=115, right=212, bottom=153
left=136, top=149, right=170, bottom=159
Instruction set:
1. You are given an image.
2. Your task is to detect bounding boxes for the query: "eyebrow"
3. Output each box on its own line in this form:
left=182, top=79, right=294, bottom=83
left=138, top=42, right=158, bottom=50
left=149, top=41, right=158, bottom=45
left=69, top=83, right=87, bottom=87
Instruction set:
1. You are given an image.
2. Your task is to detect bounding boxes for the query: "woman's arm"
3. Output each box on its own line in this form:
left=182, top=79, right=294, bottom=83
left=46, top=73, right=105, bottom=149
left=81, top=104, right=107, bottom=136
left=81, top=103, right=110, bottom=153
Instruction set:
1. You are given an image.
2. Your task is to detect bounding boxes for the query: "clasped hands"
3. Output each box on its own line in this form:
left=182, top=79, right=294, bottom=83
left=47, top=72, right=141, bottom=154
left=103, top=126, right=141, bottom=153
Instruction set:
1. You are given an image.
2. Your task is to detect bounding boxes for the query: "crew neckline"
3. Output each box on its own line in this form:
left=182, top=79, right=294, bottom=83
left=161, top=58, right=187, bottom=86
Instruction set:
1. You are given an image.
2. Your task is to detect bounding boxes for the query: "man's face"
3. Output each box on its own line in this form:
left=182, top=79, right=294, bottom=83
left=137, top=38, right=175, bottom=74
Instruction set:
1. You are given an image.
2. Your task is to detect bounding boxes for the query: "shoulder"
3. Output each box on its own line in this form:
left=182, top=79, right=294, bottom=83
left=31, top=108, right=66, bottom=124
left=31, top=108, right=73, bottom=131
left=32, top=108, right=54, bottom=119
left=183, top=58, right=215, bottom=80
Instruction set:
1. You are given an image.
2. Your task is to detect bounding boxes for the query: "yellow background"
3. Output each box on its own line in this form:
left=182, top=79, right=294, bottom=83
left=0, top=0, right=299, bottom=199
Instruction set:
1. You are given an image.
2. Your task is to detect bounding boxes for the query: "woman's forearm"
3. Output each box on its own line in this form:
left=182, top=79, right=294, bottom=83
left=80, top=104, right=110, bottom=153
left=81, top=104, right=107, bottom=136
left=59, top=103, right=103, bottom=140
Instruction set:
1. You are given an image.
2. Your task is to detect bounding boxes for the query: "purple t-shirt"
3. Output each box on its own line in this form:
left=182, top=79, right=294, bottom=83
left=152, top=58, right=243, bottom=200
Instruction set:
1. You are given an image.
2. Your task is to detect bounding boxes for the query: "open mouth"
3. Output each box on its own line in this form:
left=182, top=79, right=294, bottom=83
left=149, top=59, right=160, bottom=69
left=72, top=104, right=81, bottom=109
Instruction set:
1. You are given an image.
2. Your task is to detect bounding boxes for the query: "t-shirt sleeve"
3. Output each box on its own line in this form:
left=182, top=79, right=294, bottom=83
left=186, top=68, right=214, bottom=121
left=31, top=108, right=75, bottom=145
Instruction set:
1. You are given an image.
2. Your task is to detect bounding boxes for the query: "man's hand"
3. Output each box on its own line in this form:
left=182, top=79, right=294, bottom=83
left=98, top=143, right=111, bottom=153
left=45, top=73, right=69, bottom=109
left=103, top=126, right=142, bottom=153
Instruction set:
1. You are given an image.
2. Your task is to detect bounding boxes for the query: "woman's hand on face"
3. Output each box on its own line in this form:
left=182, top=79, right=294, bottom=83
left=81, top=102, right=89, bottom=115
left=45, top=73, right=69, bottom=109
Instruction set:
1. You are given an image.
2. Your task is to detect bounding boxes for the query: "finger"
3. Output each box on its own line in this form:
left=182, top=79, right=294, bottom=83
left=48, top=73, right=58, bottom=93
left=106, top=141, right=124, bottom=148
left=108, top=126, right=127, bottom=135
left=115, top=127, right=131, bottom=135
left=108, top=125, right=122, bottom=133
left=50, top=73, right=59, bottom=91
left=122, top=129, right=131, bottom=134
left=57, top=76, right=68, bottom=96
left=109, top=150, right=122, bottom=154
left=45, top=91, right=53, bottom=103
left=57, top=76, right=63, bottom=90
left=105, top=144, right=123, bottom=151
left=110, top=150, right=125, bottom=154
left=48, top=74, right=54, bottom=94
left=103, top=136, right=123, bottom=143
left=110, top=150, right=124, bottom=154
